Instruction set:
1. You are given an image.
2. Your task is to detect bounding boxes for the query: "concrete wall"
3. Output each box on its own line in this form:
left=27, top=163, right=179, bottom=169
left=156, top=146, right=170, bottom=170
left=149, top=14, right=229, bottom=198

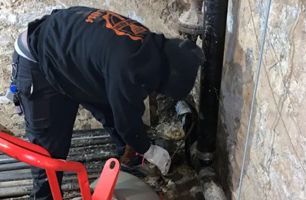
left=218, top=0, right=306, bottom=199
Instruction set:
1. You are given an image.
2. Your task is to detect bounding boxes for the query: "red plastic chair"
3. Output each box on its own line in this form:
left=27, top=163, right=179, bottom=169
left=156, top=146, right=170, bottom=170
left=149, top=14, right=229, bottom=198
left=0, top=131, right=120, bottom=200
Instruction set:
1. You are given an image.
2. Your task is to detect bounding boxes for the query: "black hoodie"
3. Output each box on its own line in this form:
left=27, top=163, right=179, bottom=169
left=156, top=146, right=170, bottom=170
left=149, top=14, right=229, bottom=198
left=27, top=6, right=168, bottom=153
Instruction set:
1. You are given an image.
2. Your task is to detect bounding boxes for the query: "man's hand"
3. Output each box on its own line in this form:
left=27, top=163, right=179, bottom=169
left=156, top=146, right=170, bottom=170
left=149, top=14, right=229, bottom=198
left=144, top=144, right=171, bottom=175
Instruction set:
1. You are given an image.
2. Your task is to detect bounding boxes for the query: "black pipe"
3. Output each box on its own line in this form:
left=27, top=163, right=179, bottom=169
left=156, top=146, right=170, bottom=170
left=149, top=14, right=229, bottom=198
left=196, top=0, right=228, bottom=159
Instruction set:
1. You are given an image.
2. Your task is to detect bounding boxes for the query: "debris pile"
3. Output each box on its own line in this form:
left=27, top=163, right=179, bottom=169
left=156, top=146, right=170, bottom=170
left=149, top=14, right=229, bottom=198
left=142, top=95, right=205, bottom=200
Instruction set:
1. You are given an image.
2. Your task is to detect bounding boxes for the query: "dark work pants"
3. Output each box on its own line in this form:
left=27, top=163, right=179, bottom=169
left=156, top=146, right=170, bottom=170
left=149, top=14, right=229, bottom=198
left=12, top=52, right=126, bottom=200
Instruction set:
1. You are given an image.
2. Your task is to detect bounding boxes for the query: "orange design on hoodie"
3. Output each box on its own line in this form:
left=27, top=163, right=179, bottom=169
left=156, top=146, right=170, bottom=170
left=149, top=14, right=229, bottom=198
left=86, top=10, right=149, bottom=41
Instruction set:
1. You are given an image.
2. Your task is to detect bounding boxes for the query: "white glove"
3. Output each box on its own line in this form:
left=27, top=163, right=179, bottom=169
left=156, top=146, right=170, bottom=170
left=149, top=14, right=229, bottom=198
left=143, top=144, right=171, bottom=175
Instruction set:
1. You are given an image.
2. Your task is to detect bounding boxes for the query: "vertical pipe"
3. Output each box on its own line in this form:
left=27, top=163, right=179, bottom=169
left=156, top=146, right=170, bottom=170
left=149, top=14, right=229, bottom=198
left=197, top=0, right=228, bottom=158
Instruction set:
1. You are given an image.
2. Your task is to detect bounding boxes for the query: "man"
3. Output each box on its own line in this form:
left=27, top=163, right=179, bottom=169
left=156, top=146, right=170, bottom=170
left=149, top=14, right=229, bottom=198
left=11, top=6, right=203, bottom=199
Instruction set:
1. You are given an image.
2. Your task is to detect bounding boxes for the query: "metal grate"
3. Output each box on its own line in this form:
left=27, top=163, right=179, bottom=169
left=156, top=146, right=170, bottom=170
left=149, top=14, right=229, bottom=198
left=0, top=129, right=116, bottom=199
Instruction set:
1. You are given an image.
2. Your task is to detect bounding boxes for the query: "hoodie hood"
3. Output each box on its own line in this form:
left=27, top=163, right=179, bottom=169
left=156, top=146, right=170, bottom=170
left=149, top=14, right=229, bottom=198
left=158, top=38, right=204, bottom=100
left=125, top=33, right=167, bottom=94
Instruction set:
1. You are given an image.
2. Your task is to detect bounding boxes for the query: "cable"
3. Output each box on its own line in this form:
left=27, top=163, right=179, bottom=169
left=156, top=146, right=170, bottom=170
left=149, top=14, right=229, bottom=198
left=170, top=122, right=196, bottom=160
left=237, top=0, right=273, bottom=199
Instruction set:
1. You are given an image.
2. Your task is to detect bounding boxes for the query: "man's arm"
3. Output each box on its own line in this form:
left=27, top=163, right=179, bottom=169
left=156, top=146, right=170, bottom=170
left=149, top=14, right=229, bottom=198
left=105, top=34, right=171, bottom=174
left=107, top=68, right=171, bottom=175
left=106, top=65, right=151, bottom=154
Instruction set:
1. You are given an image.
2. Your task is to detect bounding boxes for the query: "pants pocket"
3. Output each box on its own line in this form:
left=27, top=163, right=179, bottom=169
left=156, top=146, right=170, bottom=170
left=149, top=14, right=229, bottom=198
left=13, top=55, right=50, bottom=130
left=16, top=78, right=33, bottom=98
left=15, top=55, right=34, bottom=98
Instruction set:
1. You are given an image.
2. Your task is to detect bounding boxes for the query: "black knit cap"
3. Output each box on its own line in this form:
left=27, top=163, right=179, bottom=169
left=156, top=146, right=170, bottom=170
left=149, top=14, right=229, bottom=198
left=159, top=38, right=204, bottom=100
